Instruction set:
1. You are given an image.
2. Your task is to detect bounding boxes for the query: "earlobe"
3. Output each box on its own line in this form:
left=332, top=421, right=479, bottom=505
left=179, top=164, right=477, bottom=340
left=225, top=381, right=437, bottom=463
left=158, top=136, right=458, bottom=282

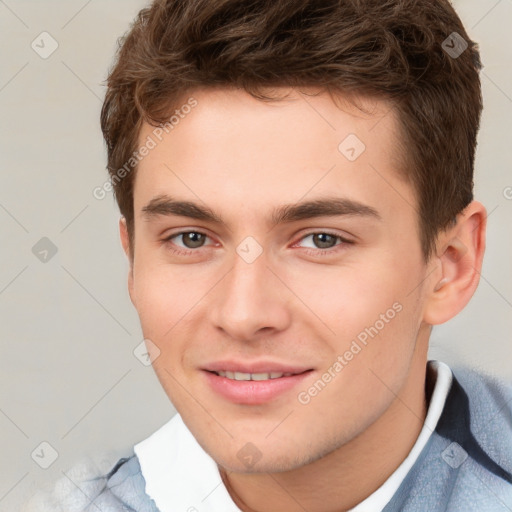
left=119, top=217, right=136, bottom=308
left=422, top=201, right=487, bottom=325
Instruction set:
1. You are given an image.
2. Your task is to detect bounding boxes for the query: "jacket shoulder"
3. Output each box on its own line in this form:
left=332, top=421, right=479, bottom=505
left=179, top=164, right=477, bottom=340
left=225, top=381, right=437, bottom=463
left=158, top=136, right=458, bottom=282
left=452, top=365, right=512, bottom=448
left=22, top=453, right=159, bottom=512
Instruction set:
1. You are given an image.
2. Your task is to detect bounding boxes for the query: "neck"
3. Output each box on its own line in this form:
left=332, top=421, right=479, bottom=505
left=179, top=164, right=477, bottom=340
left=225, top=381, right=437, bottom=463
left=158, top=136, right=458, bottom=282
left=219, top=336, right=430, bottom=512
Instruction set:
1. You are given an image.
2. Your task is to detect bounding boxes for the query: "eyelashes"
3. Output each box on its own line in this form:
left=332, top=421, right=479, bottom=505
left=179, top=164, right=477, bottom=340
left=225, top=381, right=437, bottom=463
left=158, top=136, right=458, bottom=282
left=162, top=230, right=354, bottom=257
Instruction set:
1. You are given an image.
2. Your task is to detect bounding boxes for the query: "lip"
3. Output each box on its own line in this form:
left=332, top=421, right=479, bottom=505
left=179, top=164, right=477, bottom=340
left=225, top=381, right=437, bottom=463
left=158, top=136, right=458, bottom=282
left=202, top=366, right=314, bottom=405
left=202, top=360, right=313, bottom=375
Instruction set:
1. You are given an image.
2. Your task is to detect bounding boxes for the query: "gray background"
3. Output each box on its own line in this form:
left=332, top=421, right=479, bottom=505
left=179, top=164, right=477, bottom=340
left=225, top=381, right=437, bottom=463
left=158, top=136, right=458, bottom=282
left=0, top=0, right=511, bottom=510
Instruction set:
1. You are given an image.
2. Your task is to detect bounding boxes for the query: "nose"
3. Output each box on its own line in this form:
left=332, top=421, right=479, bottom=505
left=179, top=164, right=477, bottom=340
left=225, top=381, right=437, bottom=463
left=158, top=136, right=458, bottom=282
left=209, top=248, right=292, bottom=342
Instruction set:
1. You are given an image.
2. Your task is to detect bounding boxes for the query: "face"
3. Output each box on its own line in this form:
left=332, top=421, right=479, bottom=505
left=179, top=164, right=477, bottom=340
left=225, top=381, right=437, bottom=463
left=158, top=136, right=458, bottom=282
left=123, top=87, right=435, bottom=473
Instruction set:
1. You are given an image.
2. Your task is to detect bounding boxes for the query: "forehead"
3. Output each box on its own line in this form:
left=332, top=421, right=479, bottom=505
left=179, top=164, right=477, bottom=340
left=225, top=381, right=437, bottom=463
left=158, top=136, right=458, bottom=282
left=133, top=87, right=413, bottom=225
left=139, top=86, right=399, bottom=152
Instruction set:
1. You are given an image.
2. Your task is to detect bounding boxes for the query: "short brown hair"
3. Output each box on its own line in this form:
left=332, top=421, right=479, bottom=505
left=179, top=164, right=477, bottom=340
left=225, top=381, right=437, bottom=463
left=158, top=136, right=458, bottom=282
left=100, top=0, right=483, bottom=262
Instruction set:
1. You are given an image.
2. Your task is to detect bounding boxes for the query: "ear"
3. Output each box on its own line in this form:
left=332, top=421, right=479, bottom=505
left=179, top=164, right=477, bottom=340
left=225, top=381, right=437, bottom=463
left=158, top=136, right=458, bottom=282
left=422, top=201, right=487, bottom=325
left=119, top=217, right=136, bottom=308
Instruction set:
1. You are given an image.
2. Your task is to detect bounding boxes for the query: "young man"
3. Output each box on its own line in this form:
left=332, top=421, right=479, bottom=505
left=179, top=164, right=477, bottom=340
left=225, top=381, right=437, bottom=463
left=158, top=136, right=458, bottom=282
left=28, top=0, right=512, bottom=510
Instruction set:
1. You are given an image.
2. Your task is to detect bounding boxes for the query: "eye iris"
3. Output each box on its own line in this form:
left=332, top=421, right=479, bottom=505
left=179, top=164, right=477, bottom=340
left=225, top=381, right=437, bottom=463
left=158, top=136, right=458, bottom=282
left=183, top=232, right=206, bottom=249
left=313, top=233, right=336, bottom=249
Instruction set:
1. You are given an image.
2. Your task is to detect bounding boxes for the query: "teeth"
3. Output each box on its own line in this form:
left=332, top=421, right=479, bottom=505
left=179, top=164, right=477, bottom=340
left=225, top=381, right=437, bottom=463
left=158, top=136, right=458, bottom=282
left=215, top=371, right=293, bottom=380
left=252, top=373, right=272, bottom=381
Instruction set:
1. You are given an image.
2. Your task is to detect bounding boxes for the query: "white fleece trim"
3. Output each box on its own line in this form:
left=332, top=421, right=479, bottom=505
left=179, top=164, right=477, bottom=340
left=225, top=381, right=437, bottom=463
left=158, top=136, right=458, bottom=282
left=21, top=452, right=122, bottom=512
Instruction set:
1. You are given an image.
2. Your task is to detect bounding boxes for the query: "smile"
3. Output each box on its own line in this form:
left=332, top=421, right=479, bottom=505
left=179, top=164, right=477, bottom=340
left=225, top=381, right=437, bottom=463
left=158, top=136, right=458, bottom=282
left=213, top=371, right=295, bottom=380
left=204, top=369, right=313, bottom=404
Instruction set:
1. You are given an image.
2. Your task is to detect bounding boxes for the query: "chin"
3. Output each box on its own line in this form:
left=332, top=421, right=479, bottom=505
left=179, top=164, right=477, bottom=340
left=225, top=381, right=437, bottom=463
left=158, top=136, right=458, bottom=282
left=216, top=451, right=306, bottom=474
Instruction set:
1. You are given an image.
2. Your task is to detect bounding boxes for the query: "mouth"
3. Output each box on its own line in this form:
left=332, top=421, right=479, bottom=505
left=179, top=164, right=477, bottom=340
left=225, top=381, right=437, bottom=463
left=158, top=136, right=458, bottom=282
left=202, top=366, right=314, bottom=405
left=207, top=370, right=301, bottom=380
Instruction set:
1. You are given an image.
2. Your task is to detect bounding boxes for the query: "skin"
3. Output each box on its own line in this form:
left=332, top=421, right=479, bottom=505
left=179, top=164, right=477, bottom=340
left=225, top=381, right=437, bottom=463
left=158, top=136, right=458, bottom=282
left=120, top=86, right=486, bottom=512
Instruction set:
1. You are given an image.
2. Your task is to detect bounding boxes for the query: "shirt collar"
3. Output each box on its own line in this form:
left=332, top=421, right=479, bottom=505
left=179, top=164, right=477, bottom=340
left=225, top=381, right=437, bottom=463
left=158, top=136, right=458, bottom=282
left=134, top=409, right=242, bottom=511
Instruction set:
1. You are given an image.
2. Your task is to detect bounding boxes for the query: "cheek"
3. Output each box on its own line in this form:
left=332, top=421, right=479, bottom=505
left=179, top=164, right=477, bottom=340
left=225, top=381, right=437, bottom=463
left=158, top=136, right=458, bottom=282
left=131, top=262, right=227, bottom=382
left=287, top=258, right=411, bottom=341
left=131, top=265, right=202, bottom=399
left=289, top=261, right=422, bottom=432
left=132, top=259, right=205, bottom=323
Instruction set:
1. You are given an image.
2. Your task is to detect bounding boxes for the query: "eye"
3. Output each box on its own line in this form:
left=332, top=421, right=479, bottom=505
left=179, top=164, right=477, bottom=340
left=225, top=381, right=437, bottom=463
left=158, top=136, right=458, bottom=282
left=294, top=231, right=353, bottom=255
left=162, top=230, right=214, bottom=254
left=174, top=231, right=208, bottom=249
left=299, top=233, right=339, bottom=249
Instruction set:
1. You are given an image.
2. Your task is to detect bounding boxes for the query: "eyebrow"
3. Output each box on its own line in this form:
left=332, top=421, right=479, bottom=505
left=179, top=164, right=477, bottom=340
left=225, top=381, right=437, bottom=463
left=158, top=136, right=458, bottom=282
left=141, top=194, right=382, bottom=226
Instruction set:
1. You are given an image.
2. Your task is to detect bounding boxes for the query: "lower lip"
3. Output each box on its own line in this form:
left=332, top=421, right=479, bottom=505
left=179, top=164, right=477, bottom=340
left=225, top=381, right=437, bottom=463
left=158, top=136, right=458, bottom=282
left=203, top=370, right=313, bottom=405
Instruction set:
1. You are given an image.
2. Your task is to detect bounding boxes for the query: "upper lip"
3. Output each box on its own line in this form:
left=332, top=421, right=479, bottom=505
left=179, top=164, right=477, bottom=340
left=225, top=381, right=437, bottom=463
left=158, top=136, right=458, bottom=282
left=203, top=360, right=313, bottom=374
